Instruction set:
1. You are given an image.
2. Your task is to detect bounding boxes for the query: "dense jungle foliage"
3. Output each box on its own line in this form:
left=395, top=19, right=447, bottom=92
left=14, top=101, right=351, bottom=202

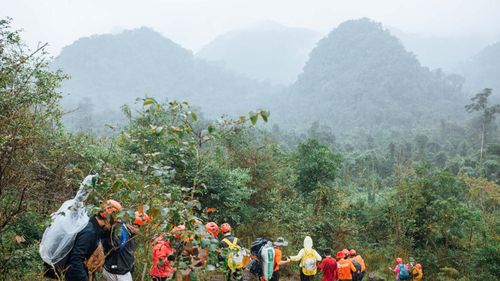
left=0, top=18, right=499, bottom=281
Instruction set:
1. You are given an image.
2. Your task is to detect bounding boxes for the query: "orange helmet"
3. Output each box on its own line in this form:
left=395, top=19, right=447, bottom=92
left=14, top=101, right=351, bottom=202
left=105, top=199, right=122, bottom=214
left=336, top=251, right=345, bottom=259
left=205, top=222, right=219, bottom=238
left=416, top=264, right=422, bottom=270
left=171, top=225, right=186, bottom=238
left=349, top=249, right=356, bottom=256
left=221, top=223, right=231, bottom=233
left=396, top=257, right=403, bottom=263
left=133, top=211, right=151, bottom=226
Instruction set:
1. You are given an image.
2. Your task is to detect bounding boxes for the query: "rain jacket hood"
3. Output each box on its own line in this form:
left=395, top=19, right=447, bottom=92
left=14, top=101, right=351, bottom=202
left=303, top=236, right=313, bottom=250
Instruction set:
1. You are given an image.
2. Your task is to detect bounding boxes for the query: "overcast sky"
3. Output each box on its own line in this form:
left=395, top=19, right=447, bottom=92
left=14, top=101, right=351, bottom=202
left=2, top=0, right=500, bottom=55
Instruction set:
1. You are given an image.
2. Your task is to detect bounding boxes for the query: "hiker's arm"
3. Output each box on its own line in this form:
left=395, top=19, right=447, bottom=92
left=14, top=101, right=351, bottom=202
left=318, top=260, right=325, bottom=271
left=278, top=258, right=290, bottom=266
left=289, top=249, right=304, bottom=261
left=314, top=250, right=322, bottom=261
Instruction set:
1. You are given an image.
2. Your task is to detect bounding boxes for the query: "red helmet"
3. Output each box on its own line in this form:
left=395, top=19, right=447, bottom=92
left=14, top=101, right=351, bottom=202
left=416, top=264, right=422, bottom=270
left=221, top=223, right=231, bottom=233
left=105, top=199, right=122, bottom=214
left=336, top=251, right=345, bottom=259
left=396, top=257, right=403, bottom=264
left=349, top=249, right=356, bottom=256
left=100, top=199, right=122, bottom=220
left=205, top=222, right=219, bottom=238
left=171, top=225, right=186, bottom=238
left=133, top=211, right=151, bottom=226
left=342, top=249, right=349, bottom=256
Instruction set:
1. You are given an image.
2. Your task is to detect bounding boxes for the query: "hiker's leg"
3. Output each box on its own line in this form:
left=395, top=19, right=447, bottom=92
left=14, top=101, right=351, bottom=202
left=102, top=269, right=119, bottom=281
left=300, top=269, right=307, bottom=281
left=116, top=272, right=133, bottom=281
left=270, top=271, right=280, bottom=281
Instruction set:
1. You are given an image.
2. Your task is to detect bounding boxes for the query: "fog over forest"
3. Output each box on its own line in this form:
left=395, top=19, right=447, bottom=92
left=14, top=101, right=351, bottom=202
left=49, top=18, right=500, bottom=140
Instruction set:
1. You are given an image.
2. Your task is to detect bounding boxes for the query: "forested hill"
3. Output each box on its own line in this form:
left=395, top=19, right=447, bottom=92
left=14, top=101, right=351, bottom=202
left=457, top=41, right=500, bottom=98
left=273, top=18, right=466, bottom=133
left=53, top=27, right=278, bottom=131
left=197, top=21, right=322, bottom=85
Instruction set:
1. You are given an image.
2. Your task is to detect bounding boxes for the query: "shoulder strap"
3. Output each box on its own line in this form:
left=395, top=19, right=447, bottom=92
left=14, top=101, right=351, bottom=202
left=222, top=238, right=234, bottom=247
left=119, top=224, right=129, bottom=252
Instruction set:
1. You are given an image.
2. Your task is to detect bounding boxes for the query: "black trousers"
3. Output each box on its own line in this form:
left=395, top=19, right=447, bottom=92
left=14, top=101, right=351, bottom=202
left=300, top=269, right=313, bottom=281
left=270, top=270, right=280, bottom=281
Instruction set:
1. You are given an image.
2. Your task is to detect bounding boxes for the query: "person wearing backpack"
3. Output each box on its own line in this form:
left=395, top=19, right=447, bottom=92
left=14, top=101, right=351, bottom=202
left=64, top=199, right=122, bottom=281
left=102, top=211, right=150, bottom=281
left=349, top=249, right=366, bottom=281
left=388, top=258, right=411, bottom=281
left=220, top=223, right=247, bottom=281
left=289, top=236, right=322, bottom=281
left=318, top=248, right=338, bottom=281
left=270, top=237, right=291, bottom=281
left=337, top=251, right=356, bottom=281
left=412, top=264, right=423, bottom=281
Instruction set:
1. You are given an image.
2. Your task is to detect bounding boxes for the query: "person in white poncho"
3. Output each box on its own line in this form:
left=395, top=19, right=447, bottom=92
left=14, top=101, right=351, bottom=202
left=289, top=236, right=322, bottom=281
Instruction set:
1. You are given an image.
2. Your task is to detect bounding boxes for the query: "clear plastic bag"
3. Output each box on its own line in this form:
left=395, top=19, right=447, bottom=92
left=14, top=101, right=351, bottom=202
left=39, top=174, right=97, bottom=265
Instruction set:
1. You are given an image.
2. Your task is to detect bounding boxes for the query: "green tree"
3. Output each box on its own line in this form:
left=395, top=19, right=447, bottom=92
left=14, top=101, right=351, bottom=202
left=0, top=18, right=66, bottom=234
left=293, top=139, right=342, bottom=194
left=465, top=88, right=500, bottom=161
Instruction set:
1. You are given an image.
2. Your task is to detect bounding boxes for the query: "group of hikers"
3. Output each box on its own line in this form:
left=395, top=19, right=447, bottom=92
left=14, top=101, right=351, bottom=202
left=43, top=199, right=423, bottom=281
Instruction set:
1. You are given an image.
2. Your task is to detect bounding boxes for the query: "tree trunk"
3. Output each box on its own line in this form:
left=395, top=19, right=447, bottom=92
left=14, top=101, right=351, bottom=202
left=480, top=122, right=485, bottom=161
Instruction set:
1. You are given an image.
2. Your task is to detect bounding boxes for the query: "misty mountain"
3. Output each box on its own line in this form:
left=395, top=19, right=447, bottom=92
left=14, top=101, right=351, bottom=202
left=457, top=41, right=500, bottom=97
left=274, top=18, right=466, bottom=133
left=197, top=21, right=322, bottom=85
left=53, top=27, right=278, bottom=131
left=390, top=28, right=489, bottom=71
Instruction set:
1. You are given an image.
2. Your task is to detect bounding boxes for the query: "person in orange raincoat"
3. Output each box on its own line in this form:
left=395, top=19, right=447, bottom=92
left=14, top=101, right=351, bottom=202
left=150, top=225, right=186, bottom=281
left=336, top=251, right=356, bottom=281
left=150, top=233, right=175, bottom=281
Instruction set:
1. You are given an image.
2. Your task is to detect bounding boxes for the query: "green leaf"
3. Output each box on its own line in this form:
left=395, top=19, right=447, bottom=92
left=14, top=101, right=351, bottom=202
left=191, top=112, right=198, bottom=121
left=250, top=114, right=258, bottom=125
left=260, top=110, right=270, bottom=122
left=207, top=125, right=214, bottom=134
left=143, top=98, right=155, bottom=106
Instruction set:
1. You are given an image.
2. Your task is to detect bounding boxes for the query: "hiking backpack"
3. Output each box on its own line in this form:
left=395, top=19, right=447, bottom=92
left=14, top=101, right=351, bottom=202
left=40, top=175, right=96, bottom=266
left=222, top=237, right=248, bottom=270
left=399, top=264, right=411, bottom=280
left=260, top=242, right=275, bottom=281
left=351, top=260, right=362, bottom=281
left=302, top=249, right=318, bottom=276
left=249, top=238, right=275, bottom=279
